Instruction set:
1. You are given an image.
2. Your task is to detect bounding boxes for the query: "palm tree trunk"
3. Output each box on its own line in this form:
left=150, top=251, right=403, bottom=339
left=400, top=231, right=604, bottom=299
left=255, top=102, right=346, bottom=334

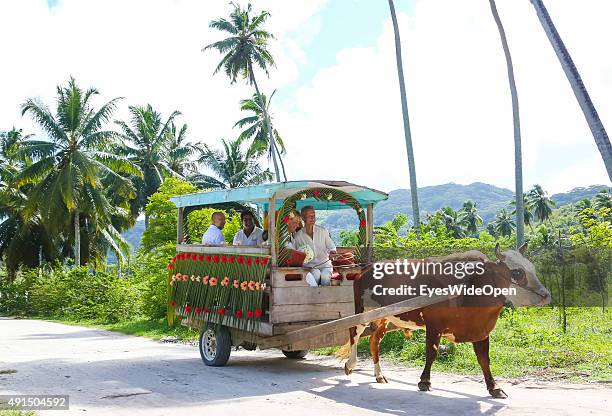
left=250, top=69, right=282, bottom=182
left=271, top=138, right=288, bottom=181
left=530, top=0, right=612, bottom=181
left=489, top=0, right=525, bottom=246
left=388, top=0, right=420, bottom=238
left=74, top=210, right=81, bottom=267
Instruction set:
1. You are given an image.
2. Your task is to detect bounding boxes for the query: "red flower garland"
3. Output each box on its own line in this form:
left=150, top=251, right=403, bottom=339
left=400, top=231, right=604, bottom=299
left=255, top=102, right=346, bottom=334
left=359, top=219, right=367, bottom=228
left=229, top=256, right=235, bottom=264
left=218, top=308, right=226, bottom=315
left=254, top=309, right=263, bottom=317
left=262, top=258, right=269, bottom=265
left=221, top=255, right=227, bottom=263
left=213, top=255, right=219, bottom=263
left=198, top=254, right=204, bottom=261
left=195, top=307, right=201, bottom=314
left=205, top=255, right=211, bottom=262
left=235, top=309, right=243, bottom=318
left=313, top=190, right=321, bottom=197
left=245, top=257, right=252, bottom=267
left=185, top=305, right=191, bottom=313
left=203, top=307, right=210, bottom=313
left=237, top=256, right=244, bottom=264
left=247, top=311, right=254, bottom=318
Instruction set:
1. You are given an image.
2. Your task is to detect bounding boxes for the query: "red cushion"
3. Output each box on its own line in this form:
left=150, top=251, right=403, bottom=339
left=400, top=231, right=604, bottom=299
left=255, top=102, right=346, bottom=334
left=280, top=248, right=306, bottom=267
left=332, top=252, right=355, bottom=267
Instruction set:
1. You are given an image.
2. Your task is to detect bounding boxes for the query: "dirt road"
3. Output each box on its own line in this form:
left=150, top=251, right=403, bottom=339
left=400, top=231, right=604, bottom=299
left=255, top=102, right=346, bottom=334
left=0, top=318, right=609, bottom=415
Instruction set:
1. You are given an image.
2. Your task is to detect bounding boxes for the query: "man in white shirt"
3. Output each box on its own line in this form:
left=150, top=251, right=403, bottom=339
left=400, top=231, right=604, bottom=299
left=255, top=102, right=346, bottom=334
left=292, top=205, right=337, bottom=287
left=201, top=212, right=226, bottom=245
left=233, top=211, right=264, bottom=246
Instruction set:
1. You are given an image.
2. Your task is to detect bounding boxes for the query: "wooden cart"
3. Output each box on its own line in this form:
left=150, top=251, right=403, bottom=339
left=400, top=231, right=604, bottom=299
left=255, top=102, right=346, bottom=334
left=168, top=180, right=455, bottom=366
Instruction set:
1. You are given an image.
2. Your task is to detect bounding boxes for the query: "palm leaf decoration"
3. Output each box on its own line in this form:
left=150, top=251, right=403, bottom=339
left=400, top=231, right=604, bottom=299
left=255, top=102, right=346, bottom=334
left=276, top=188, right=368, bottom=265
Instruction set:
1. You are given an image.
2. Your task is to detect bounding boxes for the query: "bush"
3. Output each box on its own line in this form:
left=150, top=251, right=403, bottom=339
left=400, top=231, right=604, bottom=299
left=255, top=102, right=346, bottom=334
left=1, top=266, right=142, bottom=323
left=0, top=269, right=38, bottom=316
left=131, top=242, right=175, bottom=320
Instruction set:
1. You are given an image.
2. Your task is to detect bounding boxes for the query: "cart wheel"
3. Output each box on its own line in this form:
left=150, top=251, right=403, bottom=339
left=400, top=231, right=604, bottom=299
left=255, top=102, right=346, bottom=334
left=282, top=349, right=308, bottom=359
left=199, top=325, right=232, bottom=366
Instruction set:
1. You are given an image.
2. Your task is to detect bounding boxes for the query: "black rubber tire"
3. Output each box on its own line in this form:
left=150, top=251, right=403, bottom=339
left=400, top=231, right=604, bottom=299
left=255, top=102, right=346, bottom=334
left=199, top=325, right=232, bottom=366
left=282, top=349, right=308, bottom=359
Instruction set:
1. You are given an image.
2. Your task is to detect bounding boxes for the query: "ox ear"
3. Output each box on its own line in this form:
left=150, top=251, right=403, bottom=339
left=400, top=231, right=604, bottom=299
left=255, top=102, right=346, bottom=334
left=495, top=243, right=504, bottom=261
left=518, top=242, right=528, bottom=255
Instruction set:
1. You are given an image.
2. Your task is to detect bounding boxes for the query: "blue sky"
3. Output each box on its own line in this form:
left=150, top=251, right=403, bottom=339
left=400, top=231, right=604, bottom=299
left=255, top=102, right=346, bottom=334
left=276, top=0, right=415, bottom=109
left=4, top=0, right=610, bottom=194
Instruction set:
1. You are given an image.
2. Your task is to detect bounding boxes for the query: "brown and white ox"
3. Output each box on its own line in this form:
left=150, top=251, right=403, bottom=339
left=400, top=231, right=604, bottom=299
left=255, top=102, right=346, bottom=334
left=340, top=243, right=551, bottom=398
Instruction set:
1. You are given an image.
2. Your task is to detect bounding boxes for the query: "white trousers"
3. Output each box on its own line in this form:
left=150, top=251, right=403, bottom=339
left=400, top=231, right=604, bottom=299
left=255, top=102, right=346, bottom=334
left=306, top=267, right=333, bottom=287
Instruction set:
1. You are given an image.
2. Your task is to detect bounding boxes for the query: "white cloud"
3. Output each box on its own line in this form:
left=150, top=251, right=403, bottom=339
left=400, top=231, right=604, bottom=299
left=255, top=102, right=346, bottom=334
left=0, top=0, right=609, bottom=196
left=0, top=0, right=326, bottom=150
left=278, top=0, right=612, bottom=193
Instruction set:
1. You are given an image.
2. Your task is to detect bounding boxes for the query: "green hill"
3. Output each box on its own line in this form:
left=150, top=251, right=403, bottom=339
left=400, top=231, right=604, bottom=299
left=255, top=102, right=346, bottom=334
left=321, top=182, right=611, bottom=236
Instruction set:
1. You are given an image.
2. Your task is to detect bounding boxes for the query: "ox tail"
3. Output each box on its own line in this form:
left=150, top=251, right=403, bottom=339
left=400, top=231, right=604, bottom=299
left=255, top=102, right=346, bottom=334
left=335, top=341, right=352, bottom=359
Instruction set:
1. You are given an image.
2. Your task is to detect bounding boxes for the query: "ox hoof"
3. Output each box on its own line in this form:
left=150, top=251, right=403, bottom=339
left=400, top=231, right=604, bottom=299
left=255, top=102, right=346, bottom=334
left=489, top=388, right=508, bottom=399
left=376, top=375, right=388, bottom=384
left=418, top=381, right=431, bottom=391
left=344, top=363, right=353, bottom=376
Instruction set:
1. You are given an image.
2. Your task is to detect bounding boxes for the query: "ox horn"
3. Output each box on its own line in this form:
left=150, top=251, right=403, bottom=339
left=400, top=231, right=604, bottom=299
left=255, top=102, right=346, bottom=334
left=518, top=242, right=528, bottom=255
left=495, top=242, right=504, bottom=261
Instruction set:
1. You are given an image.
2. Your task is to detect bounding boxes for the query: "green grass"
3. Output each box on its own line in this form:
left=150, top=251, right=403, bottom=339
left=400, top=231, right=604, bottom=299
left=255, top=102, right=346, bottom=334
left=316, top=307, right=612, bottom=383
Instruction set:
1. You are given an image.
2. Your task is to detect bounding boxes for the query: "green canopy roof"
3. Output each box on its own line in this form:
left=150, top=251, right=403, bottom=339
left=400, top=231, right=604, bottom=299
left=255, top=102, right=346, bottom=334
left=170, top=180, right=388, bottom=210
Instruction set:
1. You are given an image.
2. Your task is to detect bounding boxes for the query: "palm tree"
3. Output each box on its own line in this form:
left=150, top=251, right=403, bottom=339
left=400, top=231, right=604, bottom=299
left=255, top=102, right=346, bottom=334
left=526, top=184, right=556, bottom=223
left=204, top=2, right=285, bottom=182
left=165, top=122, right=198, bottom=176
left=438, top=207, right=466, bottom=239
left=458, top=200, right=483, bottom=235
left=193, top=138, right=272, bottom=189
left=115, top=104, right=180, bottom=227
left=17, top=77, right=140, bottom=266
left=593, top=189, right=612, bottom=210
left=529, top=0, right=612, bottom=181
left=511, top=193, right=534, bottom=231
left=0, top=128, right=32, bottom=169
left=494, top=209, right=516, bottom=238
left=235, top=91, right=286, bottom=178
left=0, top=136, right=59, bottom=280
left=488, top=0, right=525, bottom=247
left=388, top=0, right=420, bottom=237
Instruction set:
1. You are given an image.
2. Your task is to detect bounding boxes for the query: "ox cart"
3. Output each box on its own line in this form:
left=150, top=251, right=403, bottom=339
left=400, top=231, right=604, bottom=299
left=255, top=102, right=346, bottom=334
left=167, top=180, right=455, bottom=366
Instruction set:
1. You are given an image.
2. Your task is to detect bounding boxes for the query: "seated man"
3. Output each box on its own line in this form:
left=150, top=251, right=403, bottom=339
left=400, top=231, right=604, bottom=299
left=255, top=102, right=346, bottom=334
left=292, top=205, right=336, bottom=287
left=201, top=211, right=226, bottom=245
left=233, top=211, right=264, bottom=246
